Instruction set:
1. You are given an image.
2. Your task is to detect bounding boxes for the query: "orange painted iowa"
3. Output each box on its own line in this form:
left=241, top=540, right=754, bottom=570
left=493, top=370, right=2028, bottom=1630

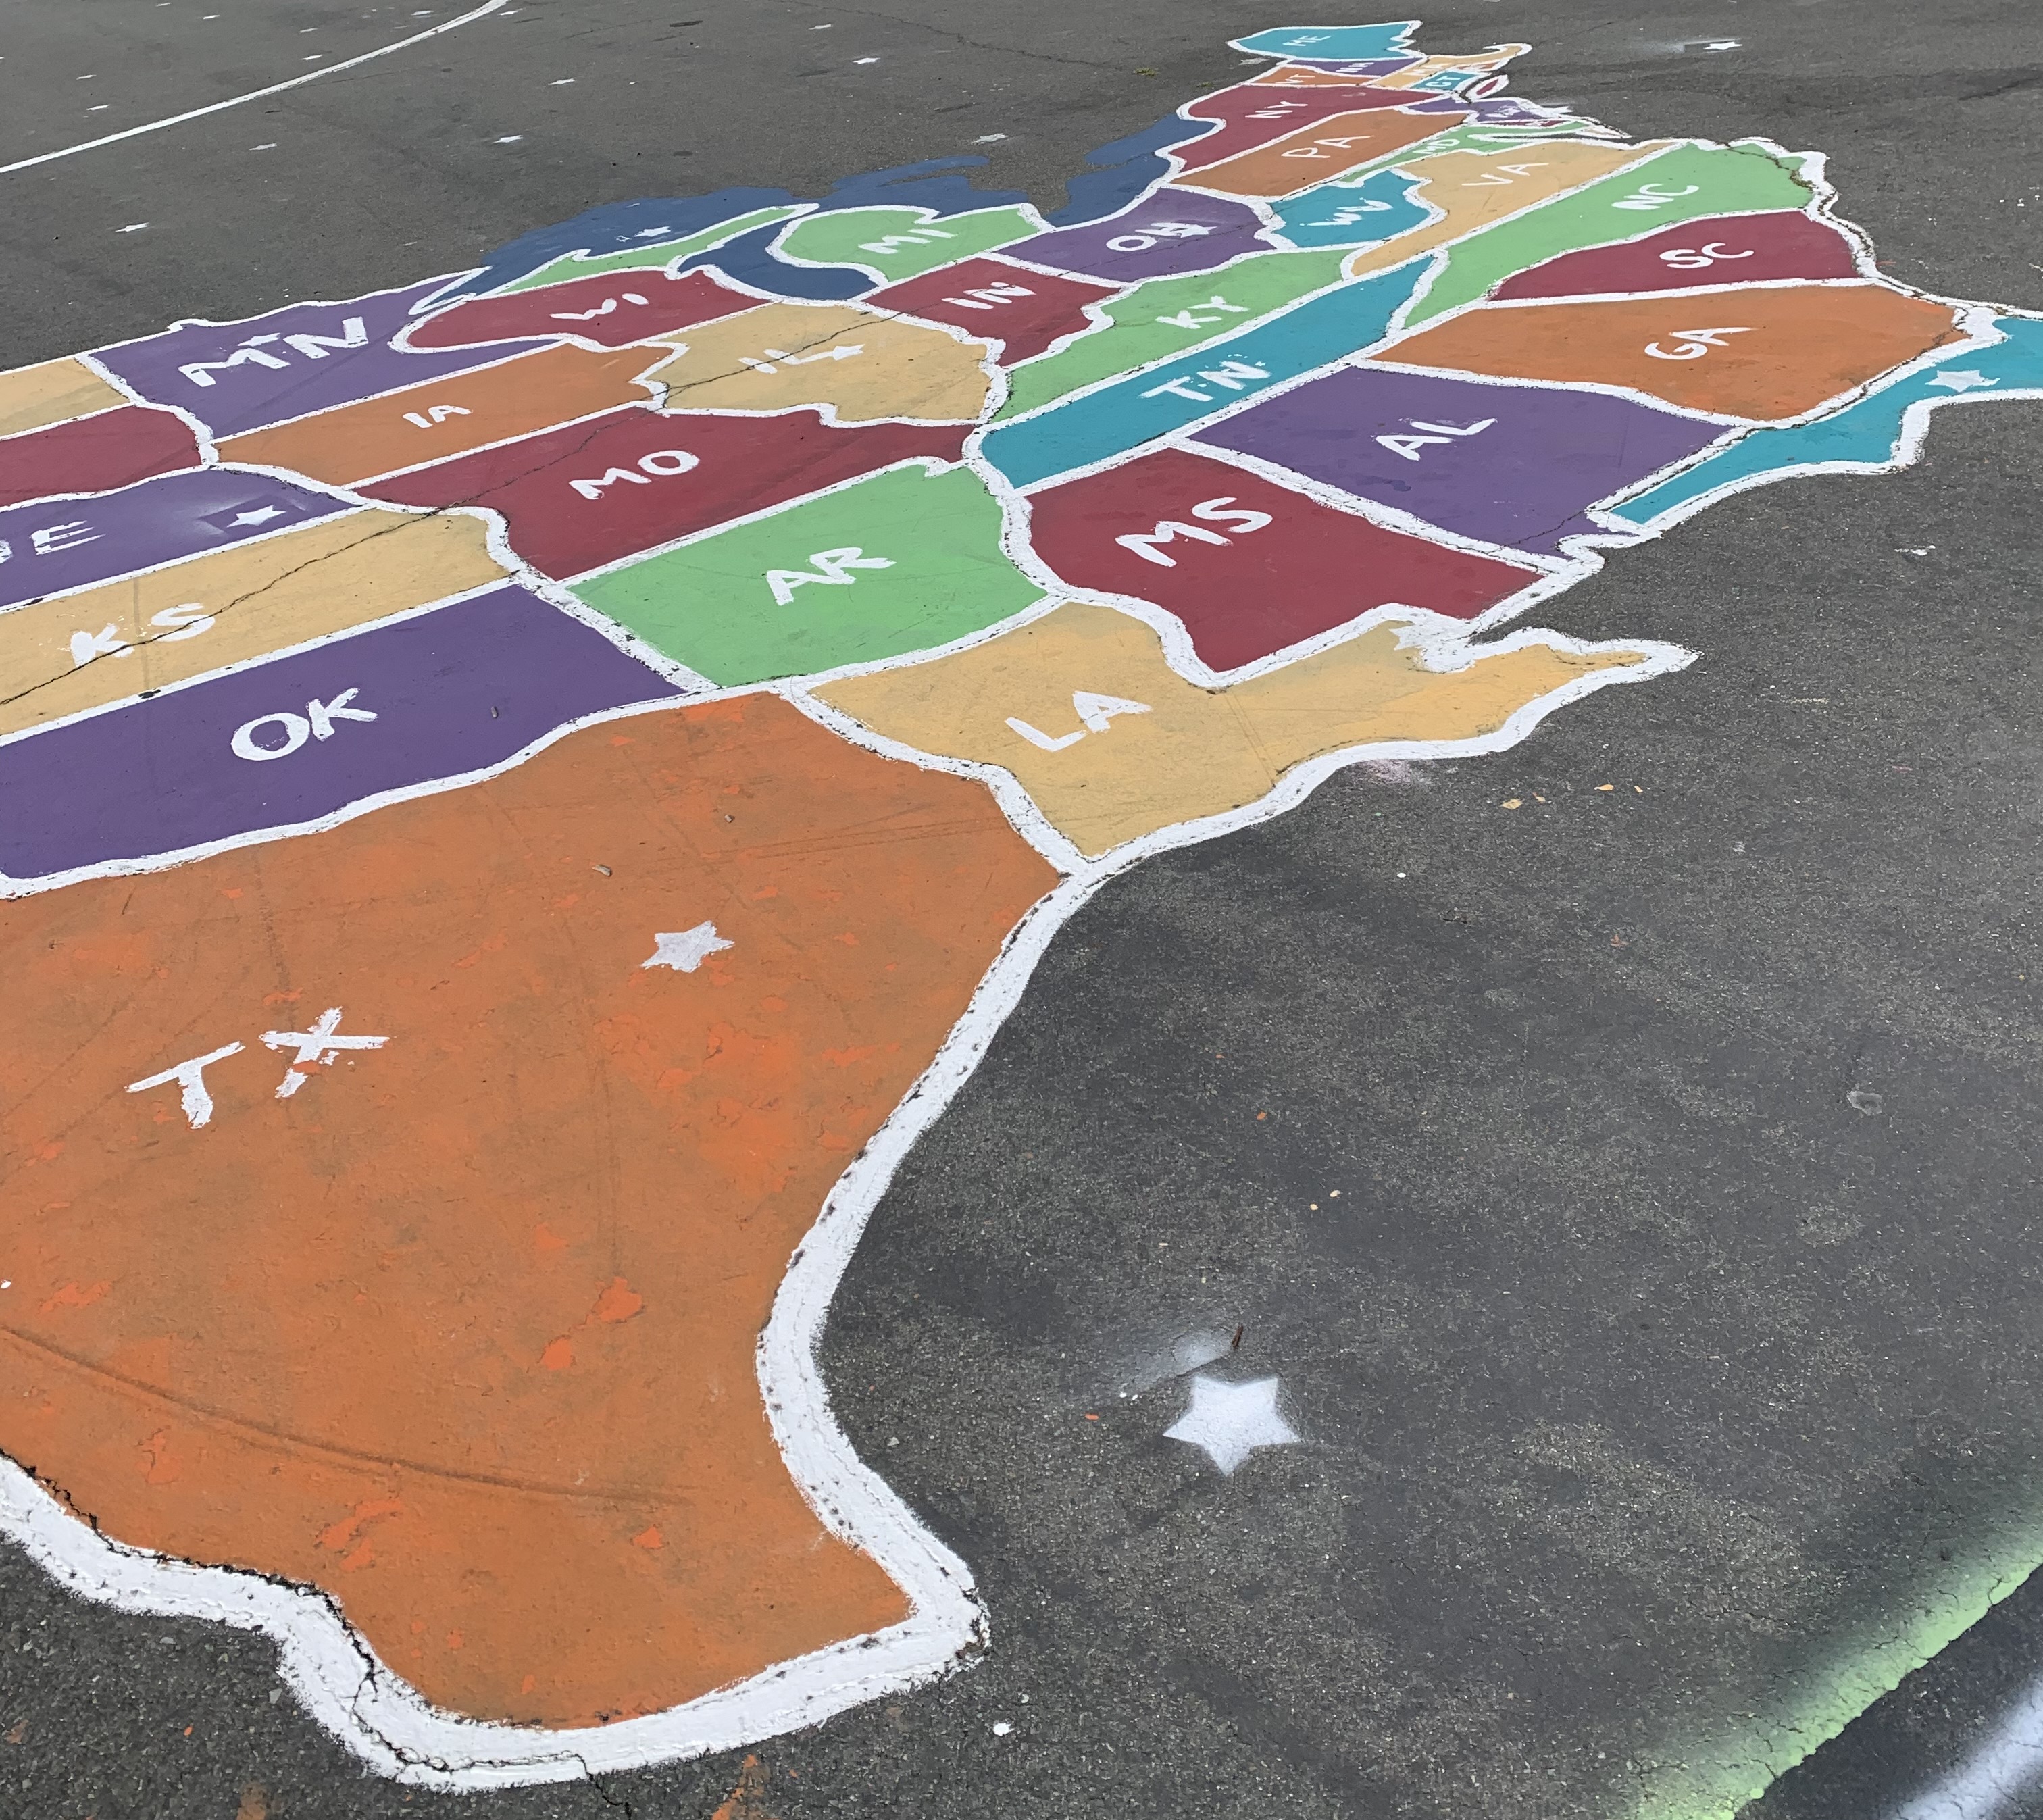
left=218, top=343, right=667, bottom=484
left=0, top=694, right=1054, bottom=1727
left=1382, top=282, right=1965, bottom=420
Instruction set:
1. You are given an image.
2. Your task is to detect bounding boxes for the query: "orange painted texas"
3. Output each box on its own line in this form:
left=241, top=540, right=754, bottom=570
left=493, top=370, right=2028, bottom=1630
left=0, top=694, right=1055, bottom=1727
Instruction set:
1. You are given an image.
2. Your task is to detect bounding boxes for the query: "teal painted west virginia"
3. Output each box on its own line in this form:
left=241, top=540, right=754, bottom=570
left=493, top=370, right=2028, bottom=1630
left=1233, top=23, right=1419, bottom=61
left=1612, top=317, right=2043, bottom=526
left=1271, top=170, right=1434, bottom=251
left=978, top=259, right=1428, bottom=492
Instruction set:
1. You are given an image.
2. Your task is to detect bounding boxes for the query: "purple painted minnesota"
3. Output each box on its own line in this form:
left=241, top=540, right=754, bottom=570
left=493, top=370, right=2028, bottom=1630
left=1193, top=365, right=1727, bottom=555
left=0, top=469, right=347, bottom=611
left=91, top=278, right=547, bottom=438
left=1016, top=187, right=1274, bottom=284
left=0, top=587, right=678, bottom=881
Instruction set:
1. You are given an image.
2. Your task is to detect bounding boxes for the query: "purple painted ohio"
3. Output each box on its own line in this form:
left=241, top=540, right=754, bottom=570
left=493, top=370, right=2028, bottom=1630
left=91, top=278, right=547, bottom=438
left=1017, top=188, right=1274, bottom=284
left=1193, top=364, right=1727, bottom=555
left=0, top=586, right=680, bottom=881
left=0, top=468, right=348, bottom=611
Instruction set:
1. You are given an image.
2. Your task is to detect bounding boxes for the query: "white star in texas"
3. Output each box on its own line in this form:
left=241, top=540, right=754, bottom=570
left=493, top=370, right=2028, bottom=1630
left=229, top=505, right=287, bottom=526
left=1925, top=369, right=1998, bottom=393
left=1165, top=1373, right=1301, bottom=1475
left=641, top=921, right=733, bottom=973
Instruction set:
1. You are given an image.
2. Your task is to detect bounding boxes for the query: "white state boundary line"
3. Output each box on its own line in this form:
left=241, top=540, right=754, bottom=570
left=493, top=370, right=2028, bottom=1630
left=0, top=0, right=515, bottom=178
left=0, top=21, right=2036, bottom=1796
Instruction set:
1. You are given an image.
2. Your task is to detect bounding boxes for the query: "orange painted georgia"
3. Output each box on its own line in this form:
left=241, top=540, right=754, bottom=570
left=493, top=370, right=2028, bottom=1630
left=1381, top=281, right=1966, bottom=420
left=0, top=692, right=1055, bottom=1727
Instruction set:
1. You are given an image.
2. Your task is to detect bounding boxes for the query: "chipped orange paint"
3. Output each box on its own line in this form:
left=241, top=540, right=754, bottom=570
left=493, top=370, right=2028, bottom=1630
left=0, top=693, right=1055, bottom=1727
left=712, top=1754, right=776, bottom=1820
left=1381, top=283, right=1967, bottom=420
left=1183, top=108, right=1460, bottom=199
left=217, top=343, right=668, bottom=484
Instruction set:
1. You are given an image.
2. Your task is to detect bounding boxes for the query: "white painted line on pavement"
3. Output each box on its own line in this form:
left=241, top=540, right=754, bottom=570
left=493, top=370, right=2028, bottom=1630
left=0, top=0, right=513, bottom=177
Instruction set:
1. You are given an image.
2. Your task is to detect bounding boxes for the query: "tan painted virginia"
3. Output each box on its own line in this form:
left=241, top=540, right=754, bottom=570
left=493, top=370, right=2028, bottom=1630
left=0, top=358, right=132, bottom=439
left=0, top=509, right=505, bottom=736
left=1344, top=138, right=1670, bottom=281
left=647, top=302, right=992, bottom=423
left=817, top=603, right=1646, bottom=857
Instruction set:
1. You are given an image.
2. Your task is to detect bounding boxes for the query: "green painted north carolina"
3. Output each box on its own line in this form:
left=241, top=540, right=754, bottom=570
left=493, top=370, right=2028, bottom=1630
left=571, top=463, right=1038, bottom=686
left=778, top=205, right=1039, bottom=281
left=502, top=207, right=808, bottom=294
left=1407, top=141, right=1814, bottom=324
left=996, top=249, right=1348, bottom=422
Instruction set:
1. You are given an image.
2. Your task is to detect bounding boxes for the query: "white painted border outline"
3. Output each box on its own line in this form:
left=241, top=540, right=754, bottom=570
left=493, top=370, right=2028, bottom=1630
left=0, top=12, right=2038, bottom=1795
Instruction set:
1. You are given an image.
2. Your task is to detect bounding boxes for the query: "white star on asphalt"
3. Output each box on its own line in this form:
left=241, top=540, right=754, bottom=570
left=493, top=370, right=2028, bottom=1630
left=229, top=505, right=286, bottom=526
left=1165, top=1373, right=1301, bottom=1475
left=1926, top=369, right=1998, bottom=392
left=641, top=922, right=734, bottom=973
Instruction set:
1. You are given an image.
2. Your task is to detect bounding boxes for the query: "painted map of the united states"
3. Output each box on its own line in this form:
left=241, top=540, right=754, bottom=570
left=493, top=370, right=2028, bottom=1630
left=1, top=16, right=2037, bottom=1789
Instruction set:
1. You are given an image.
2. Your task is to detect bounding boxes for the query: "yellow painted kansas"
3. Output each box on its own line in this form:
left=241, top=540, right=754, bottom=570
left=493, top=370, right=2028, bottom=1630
left=0, top=509, right=506, bottom=738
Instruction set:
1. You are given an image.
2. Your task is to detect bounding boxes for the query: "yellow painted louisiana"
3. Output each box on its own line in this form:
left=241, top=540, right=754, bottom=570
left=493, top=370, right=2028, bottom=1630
left=817, top=603, right=1648, bottom=857
left=647, top=301, right=992, bottom=423
left=0, top=509, right=506, bottom=738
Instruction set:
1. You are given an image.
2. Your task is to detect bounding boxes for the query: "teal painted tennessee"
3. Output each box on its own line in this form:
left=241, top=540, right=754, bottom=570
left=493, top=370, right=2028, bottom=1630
left=1611, top=316, right=2043, bottom=526
left=1271, top=170, right=1434, bottom=251
left=978, top=259, right=1428, bottom=492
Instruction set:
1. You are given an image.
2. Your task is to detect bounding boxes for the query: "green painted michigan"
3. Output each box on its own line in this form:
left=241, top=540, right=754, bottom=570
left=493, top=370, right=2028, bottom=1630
left=778, top=205, right=1040, bottom=282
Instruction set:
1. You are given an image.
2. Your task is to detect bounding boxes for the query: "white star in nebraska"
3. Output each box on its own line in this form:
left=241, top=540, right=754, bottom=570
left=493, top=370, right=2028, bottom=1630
left=642, top=921, right=733, bottom=973
left=1165, top=1373, right=1301, bottom=1475
left=1926, top=368, right=1998, bottom=392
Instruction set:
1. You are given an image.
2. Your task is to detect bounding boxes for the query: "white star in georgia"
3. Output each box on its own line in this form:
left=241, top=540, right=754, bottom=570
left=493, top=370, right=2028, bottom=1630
left=641, top=921, right=734, bottom=973
left=1165, top=1373, right=1301, bottom=1475
left=1926, top=369, right=1998, bottom=393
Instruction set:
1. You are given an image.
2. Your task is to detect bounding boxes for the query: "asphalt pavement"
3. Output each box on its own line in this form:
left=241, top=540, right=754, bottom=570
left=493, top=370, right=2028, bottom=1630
left=3, top=2, right=2043, bottom=1817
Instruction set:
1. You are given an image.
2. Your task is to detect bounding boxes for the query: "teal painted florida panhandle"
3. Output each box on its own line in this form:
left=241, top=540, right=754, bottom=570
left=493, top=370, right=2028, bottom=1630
left=1610, top=315, right=2043, bottom=526
left=978, top=258, right=1427, bottom=492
